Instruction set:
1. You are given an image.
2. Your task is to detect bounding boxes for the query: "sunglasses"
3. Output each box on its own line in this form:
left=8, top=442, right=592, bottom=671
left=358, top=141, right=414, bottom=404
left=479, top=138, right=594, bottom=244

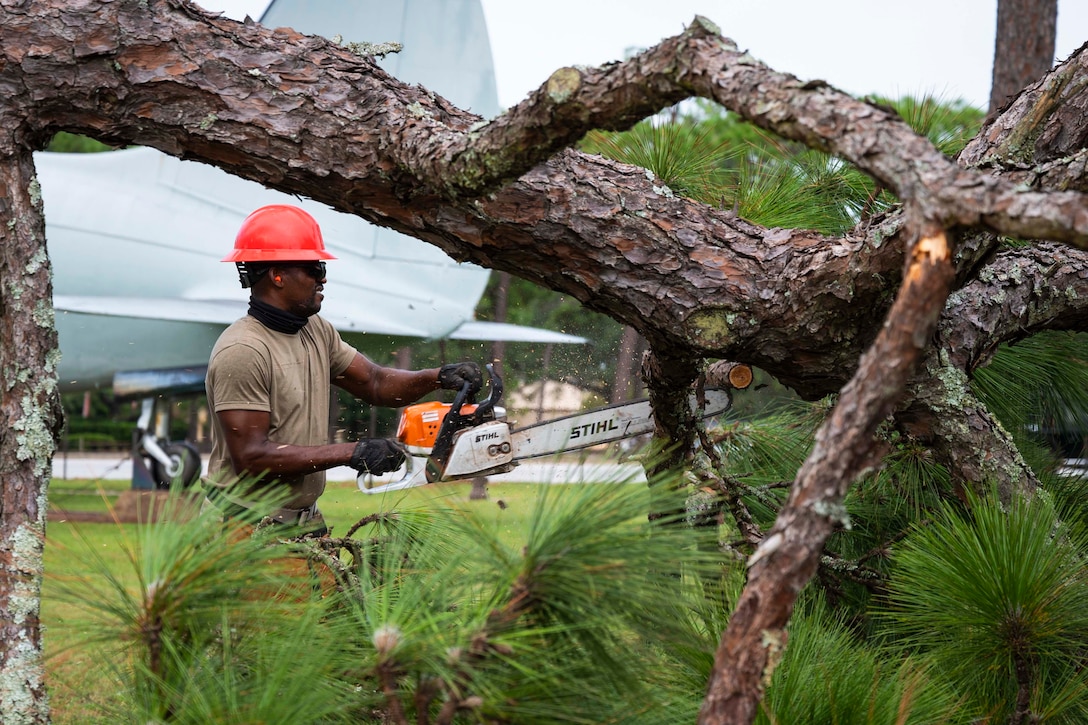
left=281, top=261, right=327, bottom=280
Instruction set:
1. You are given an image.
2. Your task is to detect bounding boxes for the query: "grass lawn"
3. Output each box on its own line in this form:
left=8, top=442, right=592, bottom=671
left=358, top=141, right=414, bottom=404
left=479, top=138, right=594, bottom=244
left=45, top=481, right=140, bottom=725
left=48, top=477, right=129, bottom=514
left=41, top=476, right=592, bottom=722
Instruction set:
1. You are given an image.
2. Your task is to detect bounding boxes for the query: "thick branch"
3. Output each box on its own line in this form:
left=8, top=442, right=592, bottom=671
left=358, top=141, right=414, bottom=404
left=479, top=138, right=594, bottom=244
left=8, top=3, right=1088, bottom=251
left=425, top=18, right=1088, bottom=251
left=698, top=229, right=956, bottom=724
left=901, top=370, right=1036, bottom=502
left=641, top=346, right=703, bottom=491
left=963, top=43, right=1088, bottom=180
left=941, top=242, right=1088, bottom=369
left=428, top=18, right=1088, bottom=248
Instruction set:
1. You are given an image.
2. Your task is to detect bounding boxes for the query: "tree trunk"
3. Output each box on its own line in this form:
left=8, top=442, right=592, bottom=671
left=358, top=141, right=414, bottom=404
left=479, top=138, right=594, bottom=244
left=989, top=0, right=1058, bottom=113
left=611, top=326, right=641, bottom=403
left=0, top=148, right=63, bottom=725
left=490, top=271, right=511, bottom=379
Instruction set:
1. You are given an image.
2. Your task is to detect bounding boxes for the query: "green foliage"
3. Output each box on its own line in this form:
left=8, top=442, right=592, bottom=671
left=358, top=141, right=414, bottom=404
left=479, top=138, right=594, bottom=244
left=46, top=132, right=113, bottom=153
left=50, top=488, right=360, bottom=723
left=48, top=478, right=1014, bottom=724
left=716, top=404, right=820, bottom=479
left=47, top=472, right=1088, bottom=723
left=883, top=490, right=1088, bottom=722
left=974, top=331, right=1088, bottom=460
left=333, top=483, right=734, bottom=723
left=758, top=599, right=966, bottom=724
left=1044, top=468, right=1088, bottom=543
left=581, top=118, right=729, bottom=204
left=51, top=483, right=732, bottom=723
left=711, top=404, right=817, bottom=524
left=727, top=144, right=882, bottom=235
left=873, top=94, right=985, bottom=157
left=862, top=435, right=952, bottom=520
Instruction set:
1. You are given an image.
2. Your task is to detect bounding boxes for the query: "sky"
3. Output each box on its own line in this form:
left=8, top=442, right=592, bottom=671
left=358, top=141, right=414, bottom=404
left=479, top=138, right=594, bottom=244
left=203, top=0, right=1087, bottom=110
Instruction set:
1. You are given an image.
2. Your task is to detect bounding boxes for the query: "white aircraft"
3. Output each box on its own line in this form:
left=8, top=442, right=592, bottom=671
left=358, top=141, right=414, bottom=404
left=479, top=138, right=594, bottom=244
left=40, top=0, right=582, bottom=487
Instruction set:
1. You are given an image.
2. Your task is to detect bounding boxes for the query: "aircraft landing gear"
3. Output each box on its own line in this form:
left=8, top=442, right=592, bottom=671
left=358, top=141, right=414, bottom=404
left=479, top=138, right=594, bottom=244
left=148, top=440, right=202, bottom=490
left=132, top=397, right=203, bottom=490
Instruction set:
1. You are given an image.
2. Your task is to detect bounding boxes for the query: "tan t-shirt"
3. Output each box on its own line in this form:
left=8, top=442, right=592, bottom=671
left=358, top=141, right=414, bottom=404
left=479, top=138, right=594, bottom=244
left=204, top=314, right=357, bottom=509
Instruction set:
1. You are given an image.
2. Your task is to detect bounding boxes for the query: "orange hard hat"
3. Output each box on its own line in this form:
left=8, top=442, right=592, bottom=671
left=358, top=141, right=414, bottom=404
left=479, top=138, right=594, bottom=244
left=222, top=205, right=336, bottom=262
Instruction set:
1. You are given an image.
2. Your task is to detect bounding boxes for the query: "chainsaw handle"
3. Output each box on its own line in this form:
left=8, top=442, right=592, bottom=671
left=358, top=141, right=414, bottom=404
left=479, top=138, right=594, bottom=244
left=448, top=377, right=473, bottom=418
left=357, top=453, right=418, bottom=494
left=447, top=363, right=501, bottom=421
left=392, top=450, right=415, bottom=482
left=474, top=363, right=502, bottom=420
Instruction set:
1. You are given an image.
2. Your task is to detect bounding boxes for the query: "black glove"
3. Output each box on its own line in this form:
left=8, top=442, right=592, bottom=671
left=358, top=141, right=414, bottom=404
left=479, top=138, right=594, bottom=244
left=438, top=362, right=483, bottom=396
left=350, top=438, right=407, bottom=475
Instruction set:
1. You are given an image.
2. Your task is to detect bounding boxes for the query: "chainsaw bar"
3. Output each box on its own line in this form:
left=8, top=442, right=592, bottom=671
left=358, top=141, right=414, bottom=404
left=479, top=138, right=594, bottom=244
left=508, top=388, right=733, bottom=460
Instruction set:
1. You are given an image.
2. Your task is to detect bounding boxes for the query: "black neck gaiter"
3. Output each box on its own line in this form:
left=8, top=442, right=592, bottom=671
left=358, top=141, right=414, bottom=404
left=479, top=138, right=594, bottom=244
left=248, top=297, right=308, bottom=335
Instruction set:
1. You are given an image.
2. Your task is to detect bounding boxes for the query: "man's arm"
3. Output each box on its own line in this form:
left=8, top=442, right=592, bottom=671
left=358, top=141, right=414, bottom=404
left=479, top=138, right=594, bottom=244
left=217, top=408, right=357, bottom=478
left=332, top=352, right=442, bottom=406
left=217, top=409, right=406, bottom=480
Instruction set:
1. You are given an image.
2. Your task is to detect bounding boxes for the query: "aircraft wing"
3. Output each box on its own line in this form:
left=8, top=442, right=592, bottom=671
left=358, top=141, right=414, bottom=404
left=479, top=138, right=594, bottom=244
left=52, top=294, right=426, bottom=337
left=52, top=295, right=584, bottom=344
left=53, top=296, right=246, bottom=326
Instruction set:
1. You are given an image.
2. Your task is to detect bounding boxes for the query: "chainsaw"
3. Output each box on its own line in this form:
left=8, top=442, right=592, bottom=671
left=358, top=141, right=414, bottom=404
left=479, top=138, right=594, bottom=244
left=357, top=363, right=749, bottom=494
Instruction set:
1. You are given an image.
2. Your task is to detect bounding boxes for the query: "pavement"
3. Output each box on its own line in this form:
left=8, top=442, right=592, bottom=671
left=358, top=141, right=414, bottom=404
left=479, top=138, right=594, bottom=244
left=53, top=450, right=1088, bottom=488
left=50, top=451, right=648, bottom=485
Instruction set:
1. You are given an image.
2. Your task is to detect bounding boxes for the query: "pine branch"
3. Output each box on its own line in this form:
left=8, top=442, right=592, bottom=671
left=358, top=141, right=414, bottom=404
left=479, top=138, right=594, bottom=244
left=698, top=428, right=764, bottom=549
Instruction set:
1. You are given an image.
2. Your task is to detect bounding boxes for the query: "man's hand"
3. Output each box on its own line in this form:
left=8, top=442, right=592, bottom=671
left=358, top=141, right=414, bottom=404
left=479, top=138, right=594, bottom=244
left=350, top=439, right=407, bottom=475
left=438, top=362, right=483, bottom=395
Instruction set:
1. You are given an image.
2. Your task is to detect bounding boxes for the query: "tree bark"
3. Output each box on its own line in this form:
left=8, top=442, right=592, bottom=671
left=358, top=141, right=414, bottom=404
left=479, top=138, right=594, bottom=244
left=967, top=36, right=1088, bottom=183
left=0, top=148, right=63, bottom=724
left=989, top=0, right=1059, bottom=113
left=1, top=2, right=1087, bottom=722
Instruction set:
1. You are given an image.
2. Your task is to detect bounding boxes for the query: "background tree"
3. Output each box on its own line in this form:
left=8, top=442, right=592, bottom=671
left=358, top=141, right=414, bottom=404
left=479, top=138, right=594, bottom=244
left=2, top=2, right=1088, bottom=723
left=990, top=0, right=1059, bottom=112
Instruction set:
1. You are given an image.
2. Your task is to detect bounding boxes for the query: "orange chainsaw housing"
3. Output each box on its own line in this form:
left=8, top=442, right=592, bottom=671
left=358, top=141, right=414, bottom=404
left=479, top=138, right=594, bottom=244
left=397, top=401, right=480, bottom=452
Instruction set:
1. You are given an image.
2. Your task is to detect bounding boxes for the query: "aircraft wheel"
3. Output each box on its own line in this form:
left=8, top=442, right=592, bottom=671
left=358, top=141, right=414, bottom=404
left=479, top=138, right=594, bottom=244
left=152, top=441, right=201, bottom=490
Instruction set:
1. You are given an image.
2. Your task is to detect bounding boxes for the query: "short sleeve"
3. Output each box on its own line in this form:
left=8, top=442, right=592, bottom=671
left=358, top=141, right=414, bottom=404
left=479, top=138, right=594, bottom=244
left=311, top=315, right=356, bottom=376
left=208, top=342, right=272, bottom=413
left=331, top=335, right=356, bottom=376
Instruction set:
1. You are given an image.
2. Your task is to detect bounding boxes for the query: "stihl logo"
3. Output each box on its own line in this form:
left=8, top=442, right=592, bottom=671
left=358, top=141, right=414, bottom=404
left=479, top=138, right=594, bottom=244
left=475, top=431, right=501, bottom=443
left=569, top=419, right=619, bottom=440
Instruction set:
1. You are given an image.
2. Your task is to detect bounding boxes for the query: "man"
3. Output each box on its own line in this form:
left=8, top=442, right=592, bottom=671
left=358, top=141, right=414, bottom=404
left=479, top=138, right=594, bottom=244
left=204, top=204, right=481, bottom=535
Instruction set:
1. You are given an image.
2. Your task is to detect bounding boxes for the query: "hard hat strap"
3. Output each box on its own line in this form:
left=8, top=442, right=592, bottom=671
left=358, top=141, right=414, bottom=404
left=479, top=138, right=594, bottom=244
left=236, top=261, right=271, bottom=289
